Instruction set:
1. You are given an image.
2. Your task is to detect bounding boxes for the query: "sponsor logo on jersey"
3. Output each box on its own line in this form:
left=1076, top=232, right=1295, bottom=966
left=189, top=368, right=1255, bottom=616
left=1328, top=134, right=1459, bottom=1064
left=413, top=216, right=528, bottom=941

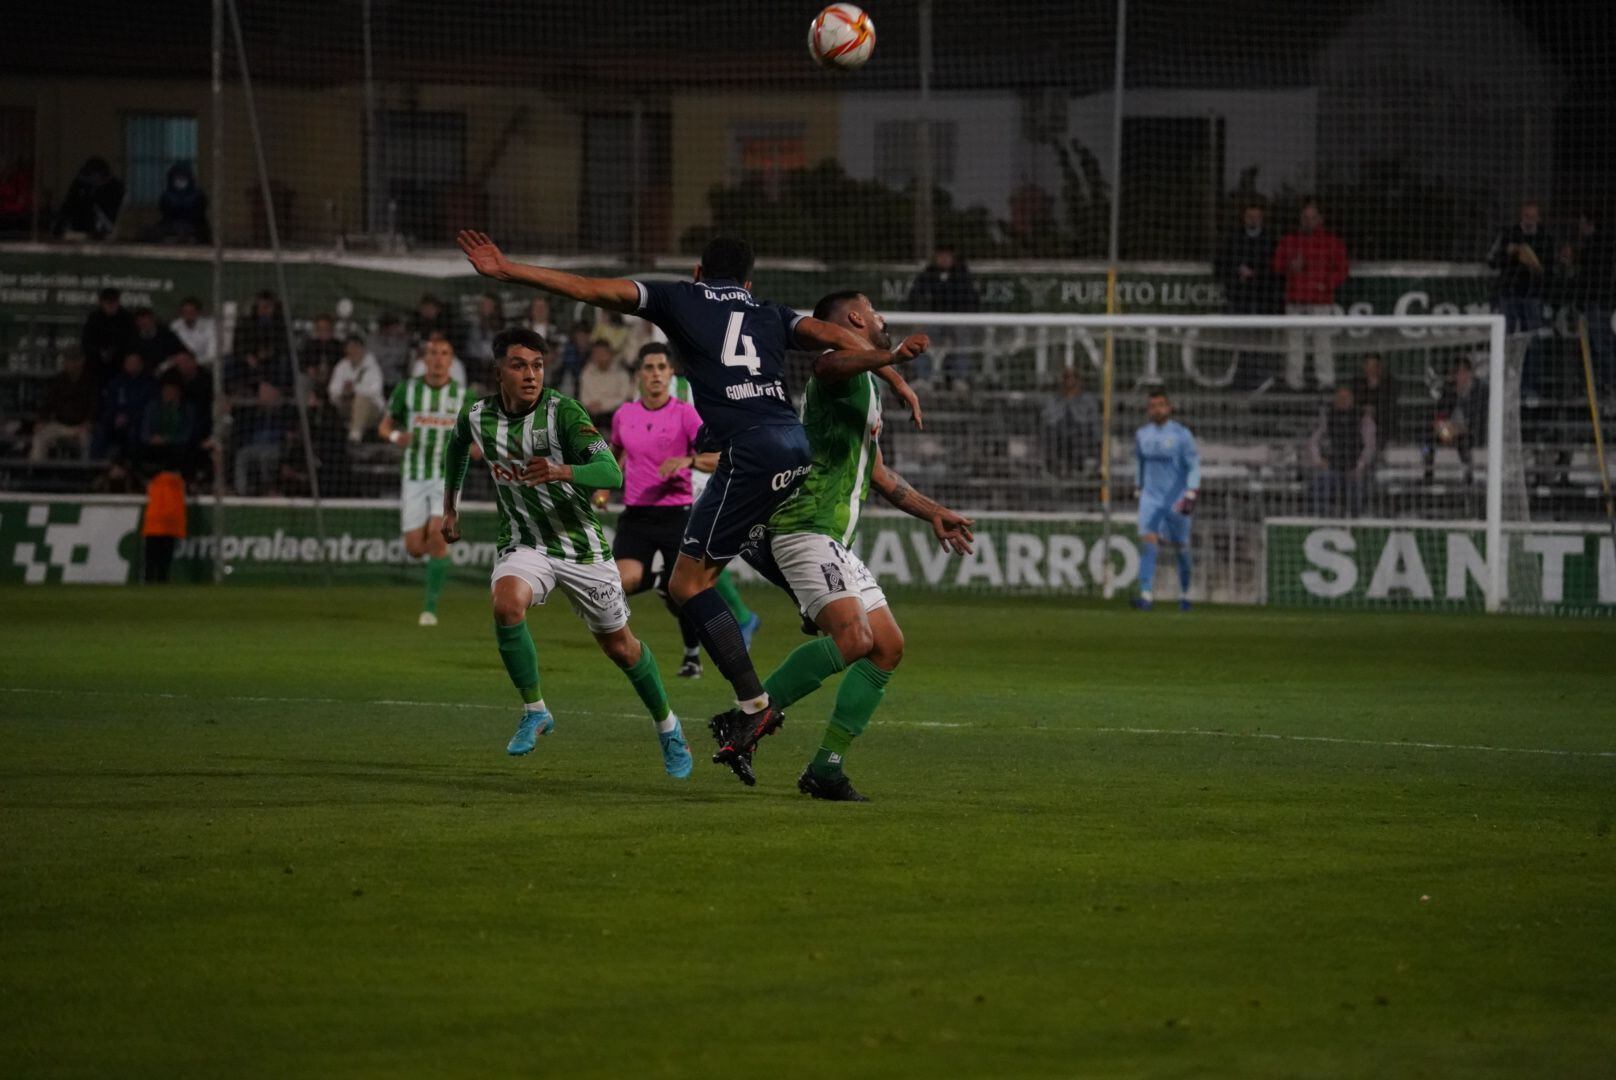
left=771, top=464, right=813, bottom=491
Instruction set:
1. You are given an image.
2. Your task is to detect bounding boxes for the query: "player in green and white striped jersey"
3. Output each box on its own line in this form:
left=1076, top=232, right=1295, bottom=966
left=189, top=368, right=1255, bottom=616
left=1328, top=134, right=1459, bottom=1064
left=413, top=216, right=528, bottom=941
left=731, top=291, right=973, bottom=800
left=440, top=327, right=692, bottom=779
left=378, top=335, right=466, bottom=626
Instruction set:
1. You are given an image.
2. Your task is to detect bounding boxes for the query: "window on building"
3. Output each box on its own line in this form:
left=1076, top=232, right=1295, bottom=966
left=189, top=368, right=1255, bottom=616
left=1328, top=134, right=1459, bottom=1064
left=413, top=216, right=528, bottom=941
left=125, top=114, right=198, bottom=206
left=874, top=119, right=957, bottom=189
left=729, top=122, right=807, bottom=198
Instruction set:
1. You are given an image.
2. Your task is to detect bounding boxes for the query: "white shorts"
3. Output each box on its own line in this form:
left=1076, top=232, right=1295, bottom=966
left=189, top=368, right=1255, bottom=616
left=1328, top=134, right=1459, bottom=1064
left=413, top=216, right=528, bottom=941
left=491, top=548, right=631, bottom=634
left=772, top=531, right=888, bottom=622
left=401, top=477, right=446, bottom=534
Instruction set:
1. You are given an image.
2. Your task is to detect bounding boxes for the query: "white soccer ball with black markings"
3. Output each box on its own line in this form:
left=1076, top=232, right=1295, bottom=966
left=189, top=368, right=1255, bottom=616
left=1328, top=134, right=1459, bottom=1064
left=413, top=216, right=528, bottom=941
left=809, top=4, right=876, bottom=70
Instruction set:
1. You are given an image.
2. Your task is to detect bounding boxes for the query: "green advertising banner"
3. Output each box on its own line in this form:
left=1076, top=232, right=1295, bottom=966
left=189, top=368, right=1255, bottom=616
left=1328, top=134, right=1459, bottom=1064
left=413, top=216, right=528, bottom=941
left=1264, top=517, right=1616, bottom=616
left=0, top=245, right=1513, bottom=337
left=1, top=496, right=1146, bottom=596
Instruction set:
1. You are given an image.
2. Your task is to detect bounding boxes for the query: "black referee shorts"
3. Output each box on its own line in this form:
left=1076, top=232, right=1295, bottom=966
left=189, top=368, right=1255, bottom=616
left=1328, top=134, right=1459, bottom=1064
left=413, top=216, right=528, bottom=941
left=612, top=505, right=691, bottom=595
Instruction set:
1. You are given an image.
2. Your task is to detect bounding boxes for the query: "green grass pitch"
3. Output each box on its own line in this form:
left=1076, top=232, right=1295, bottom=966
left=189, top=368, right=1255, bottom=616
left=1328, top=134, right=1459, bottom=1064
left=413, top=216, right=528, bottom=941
left=2, top=584, right=1613, bottom=1078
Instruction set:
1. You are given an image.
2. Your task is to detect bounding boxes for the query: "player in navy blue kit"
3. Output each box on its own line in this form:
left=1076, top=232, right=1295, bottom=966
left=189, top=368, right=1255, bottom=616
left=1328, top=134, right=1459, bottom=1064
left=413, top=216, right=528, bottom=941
left=456, top=230, right=924, bottom=775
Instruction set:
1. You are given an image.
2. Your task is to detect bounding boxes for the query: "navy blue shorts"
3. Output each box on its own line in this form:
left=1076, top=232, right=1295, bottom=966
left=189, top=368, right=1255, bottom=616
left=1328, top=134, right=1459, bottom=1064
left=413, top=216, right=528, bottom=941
left=681, top=424, right=812, bottom=562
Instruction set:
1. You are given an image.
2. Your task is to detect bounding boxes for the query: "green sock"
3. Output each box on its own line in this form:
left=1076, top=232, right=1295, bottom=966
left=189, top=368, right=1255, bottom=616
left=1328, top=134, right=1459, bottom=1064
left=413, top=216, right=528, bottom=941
left=423, top=556, right=450, bottom=614
left=622, top=642, right=672, bottom=725
left=714, top=569, right=754, bottom=624
left=762, top=637, right=846, bottom=711
left=494, top=620, right=542, bottom=704
left=811, top=659, right=892, bottom=777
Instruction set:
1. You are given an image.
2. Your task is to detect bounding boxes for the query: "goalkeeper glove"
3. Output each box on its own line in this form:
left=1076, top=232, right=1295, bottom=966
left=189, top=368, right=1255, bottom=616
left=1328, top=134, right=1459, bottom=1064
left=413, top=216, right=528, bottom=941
left=1174, top=490, right=1198, bottom=515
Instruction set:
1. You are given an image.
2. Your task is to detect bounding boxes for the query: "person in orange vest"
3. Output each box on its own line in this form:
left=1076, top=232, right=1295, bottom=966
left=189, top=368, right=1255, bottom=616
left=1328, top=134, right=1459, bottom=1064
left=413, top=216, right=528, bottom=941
left=142, top=470, right=187, bottom=583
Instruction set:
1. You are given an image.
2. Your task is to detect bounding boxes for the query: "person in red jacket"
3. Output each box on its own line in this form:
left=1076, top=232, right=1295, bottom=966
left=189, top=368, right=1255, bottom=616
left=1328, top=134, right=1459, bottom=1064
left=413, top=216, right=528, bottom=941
left=1272, top=200, right=1350, bottom=391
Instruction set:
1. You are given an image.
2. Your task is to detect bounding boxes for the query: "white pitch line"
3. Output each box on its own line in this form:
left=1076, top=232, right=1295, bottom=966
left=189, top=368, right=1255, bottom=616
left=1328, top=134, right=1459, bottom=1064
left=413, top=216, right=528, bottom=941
left=3, top=687, right=1612, bottom=758
left=1092, top=726, right=1616, bottom=760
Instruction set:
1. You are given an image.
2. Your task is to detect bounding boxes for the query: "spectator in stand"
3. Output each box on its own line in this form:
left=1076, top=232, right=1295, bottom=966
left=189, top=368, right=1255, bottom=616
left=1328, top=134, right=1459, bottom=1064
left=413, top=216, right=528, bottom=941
left=161, top=350, right=214, bottom=475
left=0, top=155, right=35, bottom=235
left=1422, top=356, right=1488, bottom=485
left=906, top=245, right=981, bottom=386
left=410, top=331, right=468, bottom=388
left=579, top=339, right=633, bottom=430
left=1572, top=210, right=1615, bottom=390
left=232, top=290, right=290, bottom=365
left=1273, top=200, right=1349, bottom=391
left=1350, top=354, right=1397, bottom=450
left=592, top=308, right=632, bottom=359
left=96, top=352, right=158, bottom=461
left=521, top=295, right=558, bottom=344
left=410, top=293, right=462, bottom=353
left=1216, top=201, right=1281, bottom=314
left=169, top=296, right=218, bottom=368
left=328, top=334, right=387, bottom=443
left=144, top=162, right=210, bottom=244
left=225, top=347, right=292, bottom=401
left=29, top=347, right=98, bottom=462
left=299, top=313, right=345, bottom=391
left=81, top=287, right=138, bottom=381
left=1040, top=365, right=1101, bottom=473
left=370, top=312, right=412, bottom=388
left=130, top=307, right=185, bottom=373
left=1487, top=201, right=1555, bottom=395
left=557, top=319, right=594, bottom=395
left=139, top=374, right=198, bottom=473
left=1214, top=200, right=1282, bottom=388
left=53, top=156, right=124, bottom=241
left=231, top=380, right=291, bottom=496
left=621, top=311, right=666, bottom=362
left=1307, top=384, right=1376, bottom=517
left=462, top=292, right=508, bottom=378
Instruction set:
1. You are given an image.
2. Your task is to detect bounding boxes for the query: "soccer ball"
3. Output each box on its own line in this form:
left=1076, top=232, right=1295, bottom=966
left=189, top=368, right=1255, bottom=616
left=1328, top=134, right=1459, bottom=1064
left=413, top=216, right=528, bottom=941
left=809, top=4, right=876, bottom=70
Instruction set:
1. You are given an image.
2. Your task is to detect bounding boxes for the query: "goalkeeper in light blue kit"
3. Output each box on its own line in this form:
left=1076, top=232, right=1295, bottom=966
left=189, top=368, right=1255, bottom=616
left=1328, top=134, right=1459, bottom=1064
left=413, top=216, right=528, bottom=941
left=1132, top=388, right=1200, bottom=611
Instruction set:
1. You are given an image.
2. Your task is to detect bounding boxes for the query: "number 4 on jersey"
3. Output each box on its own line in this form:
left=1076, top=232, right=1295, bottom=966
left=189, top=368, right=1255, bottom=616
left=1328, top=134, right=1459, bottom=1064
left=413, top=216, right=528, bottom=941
left=721, top=311, right=762, bottom=376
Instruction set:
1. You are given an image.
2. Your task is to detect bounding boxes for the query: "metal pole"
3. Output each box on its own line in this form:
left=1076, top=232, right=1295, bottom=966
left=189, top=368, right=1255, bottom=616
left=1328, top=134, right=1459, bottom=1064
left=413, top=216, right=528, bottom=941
left=210, top=0, right=227, bottom=584
left=362, top=0, right=380, bottom=238
left=1484, top=313, right=1506, bottom=612
left=1098, top=0, right=1127, bottom=598
left=913, top=0, right=935, bottom=260
left=226, top=0, right=331, bottom=583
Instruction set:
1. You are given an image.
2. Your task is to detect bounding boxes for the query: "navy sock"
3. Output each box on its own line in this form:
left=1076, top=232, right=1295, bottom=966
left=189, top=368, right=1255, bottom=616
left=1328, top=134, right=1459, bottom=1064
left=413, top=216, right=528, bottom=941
left=681, top=586, right=764, bottom=701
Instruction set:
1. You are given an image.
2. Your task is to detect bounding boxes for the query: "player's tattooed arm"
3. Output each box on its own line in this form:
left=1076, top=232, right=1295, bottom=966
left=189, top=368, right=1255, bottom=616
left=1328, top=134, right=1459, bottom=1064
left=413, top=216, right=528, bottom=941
left=872, top=450, right=974, bottom=555
left=458, top=230, right=639, bottom=313
left=877, top=366, right=923, bottom=430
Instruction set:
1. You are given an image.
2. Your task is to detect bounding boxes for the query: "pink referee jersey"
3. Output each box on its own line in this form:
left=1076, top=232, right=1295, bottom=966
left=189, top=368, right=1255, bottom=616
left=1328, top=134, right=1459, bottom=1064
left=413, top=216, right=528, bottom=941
left=609, top=398, right=704, bottom=507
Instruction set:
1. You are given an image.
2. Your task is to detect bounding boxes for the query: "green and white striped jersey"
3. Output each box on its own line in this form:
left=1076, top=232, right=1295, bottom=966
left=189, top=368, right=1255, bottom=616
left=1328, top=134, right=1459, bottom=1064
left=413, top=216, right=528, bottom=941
left=450, top=389, right=614, bottom=562
left=387, top=376, right=467, bottom=481
left=769, top=371, right=882, bottom=545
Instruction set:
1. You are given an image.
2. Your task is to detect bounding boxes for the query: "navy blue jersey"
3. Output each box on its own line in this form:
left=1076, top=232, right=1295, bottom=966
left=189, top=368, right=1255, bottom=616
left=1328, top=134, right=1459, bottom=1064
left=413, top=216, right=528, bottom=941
left=632, top=278, right=805, bottom=441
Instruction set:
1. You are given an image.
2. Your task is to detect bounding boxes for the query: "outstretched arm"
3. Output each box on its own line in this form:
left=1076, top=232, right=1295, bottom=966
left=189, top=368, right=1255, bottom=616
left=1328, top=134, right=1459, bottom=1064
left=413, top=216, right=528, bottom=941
left=458, top=230, right=640, bottom=314
left=812, top=333, right=930, bottom=384
left=871, top=447, right=973, bottom=554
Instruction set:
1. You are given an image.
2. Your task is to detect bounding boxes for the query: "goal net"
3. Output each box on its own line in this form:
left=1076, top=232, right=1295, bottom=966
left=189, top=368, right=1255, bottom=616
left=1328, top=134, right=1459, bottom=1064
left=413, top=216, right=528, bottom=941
left=865, top=309, right=1615, bottom=615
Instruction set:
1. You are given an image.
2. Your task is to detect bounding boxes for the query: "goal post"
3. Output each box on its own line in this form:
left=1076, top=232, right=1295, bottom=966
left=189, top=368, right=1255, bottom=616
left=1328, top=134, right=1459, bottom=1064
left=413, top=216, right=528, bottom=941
left=875, top=310, right=1538, bottom=612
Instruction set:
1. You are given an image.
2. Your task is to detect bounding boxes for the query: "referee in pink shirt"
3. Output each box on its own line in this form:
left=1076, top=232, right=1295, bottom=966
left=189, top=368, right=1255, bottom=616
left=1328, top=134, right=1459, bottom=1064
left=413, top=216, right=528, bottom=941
left=605, top=343, right=719, bottom=678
